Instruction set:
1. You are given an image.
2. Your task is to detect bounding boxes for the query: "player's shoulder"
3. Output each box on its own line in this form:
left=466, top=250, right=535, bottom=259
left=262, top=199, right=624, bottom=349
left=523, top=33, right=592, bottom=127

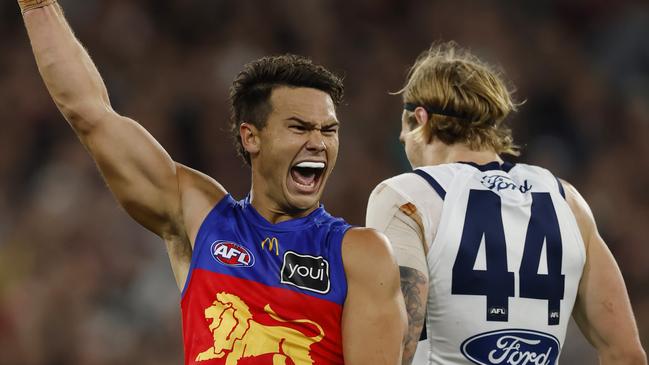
left=502, top=162, right=569, bottom=195
left=177, top=163, right=228, bottom=205
left=372, top=165, right=454, bottom=198
left=373, top=171, right=421, bottom=190
left=369, top=173, right=412, bottom=204
left=368, top=172, right=432, bottom=220
left=176, top=163, right=230, bottom=240
left=509, top=162, right=557, bottom=179
left=342, top=228, right=401, bottom=297
left=557, top=178, right=597, bottom=237
left=414, top=163, right=460, bottom=181
left=341, top=227, right=395, bottom=268
left=342, top=227, right=390, bottom=247
left=375, top=163, right=456, bottom=186
left=557, top=178, right=580, bottom=199
left=312, top=208, right=352, bottom=238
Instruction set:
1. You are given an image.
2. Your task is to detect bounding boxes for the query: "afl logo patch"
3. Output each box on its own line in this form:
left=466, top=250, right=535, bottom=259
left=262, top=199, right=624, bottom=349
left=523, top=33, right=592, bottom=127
left=210, top=241, right=255, bottom=267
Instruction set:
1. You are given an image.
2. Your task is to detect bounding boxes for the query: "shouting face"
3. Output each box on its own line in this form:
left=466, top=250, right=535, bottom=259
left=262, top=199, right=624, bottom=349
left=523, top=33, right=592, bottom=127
left=243, top=87, right=339, bottom=216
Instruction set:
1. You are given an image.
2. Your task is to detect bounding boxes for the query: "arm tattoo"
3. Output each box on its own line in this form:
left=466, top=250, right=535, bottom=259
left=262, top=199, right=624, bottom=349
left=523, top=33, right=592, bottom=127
left=399, top=266, right=428, bottom=365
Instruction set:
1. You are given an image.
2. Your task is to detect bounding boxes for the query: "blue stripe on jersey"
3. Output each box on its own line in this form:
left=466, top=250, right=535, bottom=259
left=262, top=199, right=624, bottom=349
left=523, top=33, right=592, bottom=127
left=556, top=177, right=566, bottom=199
left=459, top=161, right=516, bottom=172
left=412, top=169, right=446, bottom=200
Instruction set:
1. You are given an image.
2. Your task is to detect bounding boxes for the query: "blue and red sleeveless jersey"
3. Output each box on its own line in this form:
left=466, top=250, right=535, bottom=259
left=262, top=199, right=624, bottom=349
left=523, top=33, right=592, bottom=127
left=181, top=195, right=351, bottom=365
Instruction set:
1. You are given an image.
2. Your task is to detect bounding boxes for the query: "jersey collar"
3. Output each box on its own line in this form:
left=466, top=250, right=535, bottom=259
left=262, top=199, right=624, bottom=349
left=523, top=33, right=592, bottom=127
left=241, top=195, right=329, bottom=231
left=458, top=161, right=516, bottom=172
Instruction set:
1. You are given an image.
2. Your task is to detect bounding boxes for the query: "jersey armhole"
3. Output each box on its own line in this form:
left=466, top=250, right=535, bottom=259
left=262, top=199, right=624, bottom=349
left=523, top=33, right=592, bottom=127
left=333, top=224, right=353, bottom=304
left=411, top=169, right=446, bottom=200
left=180, top=194, right=236, bottom=299
left=555, top=177, right=566, bottom=199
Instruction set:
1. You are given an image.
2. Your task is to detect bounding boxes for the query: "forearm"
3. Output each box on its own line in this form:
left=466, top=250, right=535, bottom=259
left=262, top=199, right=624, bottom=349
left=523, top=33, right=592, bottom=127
left=599, top=347, right=647, bottom=365
left=21, top=1, right=111, bottom=131
left=399, top=266, right=428, bottom=365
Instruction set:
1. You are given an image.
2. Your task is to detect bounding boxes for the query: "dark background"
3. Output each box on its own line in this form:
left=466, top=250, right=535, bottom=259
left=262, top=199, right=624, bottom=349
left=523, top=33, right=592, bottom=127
left=1, top=0, right=648, bottom=364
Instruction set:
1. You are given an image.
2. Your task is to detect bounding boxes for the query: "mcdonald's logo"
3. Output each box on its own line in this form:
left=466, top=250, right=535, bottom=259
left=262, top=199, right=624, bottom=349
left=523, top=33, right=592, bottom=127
left=261, top=237, right=279, bottom=256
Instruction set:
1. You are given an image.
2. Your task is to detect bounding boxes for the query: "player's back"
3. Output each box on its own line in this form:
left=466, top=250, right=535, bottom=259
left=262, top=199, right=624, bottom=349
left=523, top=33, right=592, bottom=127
left=381, top=161, right=585, bottom=365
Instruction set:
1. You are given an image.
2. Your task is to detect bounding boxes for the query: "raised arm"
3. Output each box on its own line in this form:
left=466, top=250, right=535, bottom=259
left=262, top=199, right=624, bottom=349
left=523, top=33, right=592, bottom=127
left=341, top=228, right=407, bottom=365
left=562, top=181, right=647, bottom=365
left=18, top=1, right=224, bottom=240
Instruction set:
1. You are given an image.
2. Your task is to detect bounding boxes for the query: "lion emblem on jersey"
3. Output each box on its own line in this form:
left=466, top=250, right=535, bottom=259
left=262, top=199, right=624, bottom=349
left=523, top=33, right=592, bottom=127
left=196, top=292, right=325, bottom=364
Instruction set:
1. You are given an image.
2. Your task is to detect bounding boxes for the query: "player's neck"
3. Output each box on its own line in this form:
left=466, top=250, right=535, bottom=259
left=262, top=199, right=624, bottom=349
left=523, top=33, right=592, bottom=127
left=248, top=187, right=319, bottom=225
left=420, top=141, right=502, bottom=167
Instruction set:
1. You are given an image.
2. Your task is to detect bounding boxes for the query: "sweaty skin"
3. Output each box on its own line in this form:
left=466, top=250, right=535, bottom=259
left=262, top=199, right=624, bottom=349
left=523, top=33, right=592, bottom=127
left=19, top=3, right=405, bottom=364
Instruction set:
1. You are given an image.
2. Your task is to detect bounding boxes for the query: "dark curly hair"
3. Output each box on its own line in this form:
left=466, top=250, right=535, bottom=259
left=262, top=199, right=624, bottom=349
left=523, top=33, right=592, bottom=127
left=229, top=54, right=344, bottom=165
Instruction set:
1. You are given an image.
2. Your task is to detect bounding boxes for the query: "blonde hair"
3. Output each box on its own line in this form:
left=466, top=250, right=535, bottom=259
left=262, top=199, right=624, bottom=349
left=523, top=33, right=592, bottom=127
left=397, top=42, right=520, bottom=155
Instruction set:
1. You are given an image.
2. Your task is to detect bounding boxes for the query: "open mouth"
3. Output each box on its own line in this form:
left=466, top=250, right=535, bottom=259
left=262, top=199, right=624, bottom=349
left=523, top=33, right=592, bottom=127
left=289, top=161, right=326, bottom=193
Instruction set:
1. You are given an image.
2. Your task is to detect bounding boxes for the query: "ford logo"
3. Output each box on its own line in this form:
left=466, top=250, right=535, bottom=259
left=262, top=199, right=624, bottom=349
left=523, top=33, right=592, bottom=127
left=211, top=241, right=255, bottom=267
left=461, top=329, right=560, bottom=365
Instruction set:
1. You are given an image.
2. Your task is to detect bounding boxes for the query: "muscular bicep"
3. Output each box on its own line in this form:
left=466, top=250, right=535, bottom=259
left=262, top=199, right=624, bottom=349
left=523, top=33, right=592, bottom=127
left=21, top=5, right=195, bottom=238
left=83, top=112, right=182, bottom=236
left=572, top=233, right=639, bottom=350
left=342, top=229, right=407, bottom=365
left=563, top=181, right=645, bottom=363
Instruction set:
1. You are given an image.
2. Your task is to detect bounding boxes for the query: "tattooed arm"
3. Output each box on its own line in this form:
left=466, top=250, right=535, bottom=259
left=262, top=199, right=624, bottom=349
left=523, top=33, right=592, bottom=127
left=367, top=183, right=435, bottom=365
left=399, top=266, right=429, bottom=365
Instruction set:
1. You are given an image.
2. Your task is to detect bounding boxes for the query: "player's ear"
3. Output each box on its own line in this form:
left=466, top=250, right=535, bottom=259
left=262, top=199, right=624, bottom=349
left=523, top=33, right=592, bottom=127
left=413, top=107, right=429, bottom=127
left=240, top=122, right=260, bottom=156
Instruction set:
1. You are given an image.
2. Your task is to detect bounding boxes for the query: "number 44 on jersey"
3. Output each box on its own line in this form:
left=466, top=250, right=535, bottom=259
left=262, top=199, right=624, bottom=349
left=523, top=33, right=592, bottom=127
left=452, top=190, right=565, bottom=325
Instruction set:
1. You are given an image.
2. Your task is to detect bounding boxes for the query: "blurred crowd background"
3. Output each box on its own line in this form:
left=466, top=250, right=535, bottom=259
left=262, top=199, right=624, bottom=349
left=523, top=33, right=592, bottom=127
left=1, top=0, right=648, bottom=364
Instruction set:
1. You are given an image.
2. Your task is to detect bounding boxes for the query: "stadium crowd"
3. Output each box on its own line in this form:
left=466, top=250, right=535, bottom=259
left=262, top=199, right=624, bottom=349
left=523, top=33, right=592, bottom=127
left=0, top=0, right=647, bottom=363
